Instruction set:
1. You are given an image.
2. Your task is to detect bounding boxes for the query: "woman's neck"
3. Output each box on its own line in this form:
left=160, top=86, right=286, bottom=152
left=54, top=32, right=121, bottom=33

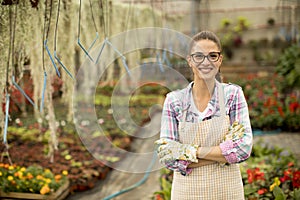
left=192, top=79, right=215, bottom=112
left=193, top=79, right=215, bottom=98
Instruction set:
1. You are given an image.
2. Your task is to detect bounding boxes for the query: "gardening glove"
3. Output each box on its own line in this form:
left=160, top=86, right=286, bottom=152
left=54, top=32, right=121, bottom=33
left=223, top=121, right=245, bottom=142
left=155, top=138, right=199, bottom=164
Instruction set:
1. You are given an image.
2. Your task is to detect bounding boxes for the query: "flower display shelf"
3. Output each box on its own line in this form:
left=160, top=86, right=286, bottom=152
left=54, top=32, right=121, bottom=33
left=0, top=180, right=70, bottom=200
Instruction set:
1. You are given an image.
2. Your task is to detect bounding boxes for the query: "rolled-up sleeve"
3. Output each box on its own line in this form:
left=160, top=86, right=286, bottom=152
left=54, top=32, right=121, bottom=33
left=159, top=92, right=194, bottom=174
left=160, top=92, right=180, bottom=141
left=220, top=85, right=253, bottom=164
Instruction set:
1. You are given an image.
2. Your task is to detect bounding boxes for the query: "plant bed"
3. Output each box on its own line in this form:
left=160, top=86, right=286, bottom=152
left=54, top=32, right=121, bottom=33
left=0, top=180, right=70, bottom=200
left=0, top=132, right=114, bottom=194
left=0, top=162, right=70, bottom=200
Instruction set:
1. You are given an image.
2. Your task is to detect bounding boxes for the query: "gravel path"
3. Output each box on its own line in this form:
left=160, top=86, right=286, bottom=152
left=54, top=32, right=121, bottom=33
left=66, top=114, right=162, bottom=200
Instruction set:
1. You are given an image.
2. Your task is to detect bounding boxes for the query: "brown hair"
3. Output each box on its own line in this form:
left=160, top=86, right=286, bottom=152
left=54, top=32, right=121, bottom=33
left=189, top=30, right=222, bottom=53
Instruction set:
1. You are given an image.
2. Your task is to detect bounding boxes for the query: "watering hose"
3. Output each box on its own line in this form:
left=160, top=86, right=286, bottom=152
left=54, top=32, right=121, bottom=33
left=102, top=153, right=157, bottom=200
left=253, top=129, right=281, bottom=136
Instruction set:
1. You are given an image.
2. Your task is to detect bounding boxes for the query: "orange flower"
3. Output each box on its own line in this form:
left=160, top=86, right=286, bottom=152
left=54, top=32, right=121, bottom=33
left=11, top=180, right=16, bottom=185
left=27, top=173, right=34, bottom=179
left=288, top=162, right=294, bottom=167
left=36, top=175, right=43, bottom=180
left=155, top=194, right=164, bottom=200
left=40, top=185, right=50, bottom=195
left=55, top=174, right=62, bottom=182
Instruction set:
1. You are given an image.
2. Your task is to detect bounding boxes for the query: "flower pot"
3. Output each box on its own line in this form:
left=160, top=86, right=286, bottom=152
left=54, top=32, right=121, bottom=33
left=0, top=180, right=69, bottom=200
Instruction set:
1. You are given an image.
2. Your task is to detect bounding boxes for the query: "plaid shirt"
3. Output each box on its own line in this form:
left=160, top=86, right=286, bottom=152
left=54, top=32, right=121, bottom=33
left=160, top=81, right=253, bottom=165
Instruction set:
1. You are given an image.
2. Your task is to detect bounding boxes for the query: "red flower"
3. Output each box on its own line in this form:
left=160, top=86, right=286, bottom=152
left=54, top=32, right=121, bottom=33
left=247, top=169, right=254, bottom=183
left=280, top=169, right=292, bottom=183
left=257, top=188, right=267, bottom=195
left=247, top=168, right=265, bottom=184
left=292, top=171, right=300, bottom=189
left=289, top=102, right=300, bottom=113
left=155, top=194, right=164, bottom=200
left=278, top=106, right=284, bottom=117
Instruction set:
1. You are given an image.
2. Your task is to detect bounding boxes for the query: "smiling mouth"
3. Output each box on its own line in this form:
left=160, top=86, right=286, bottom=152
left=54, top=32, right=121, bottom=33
left=197, top=67, right=213, bottom=73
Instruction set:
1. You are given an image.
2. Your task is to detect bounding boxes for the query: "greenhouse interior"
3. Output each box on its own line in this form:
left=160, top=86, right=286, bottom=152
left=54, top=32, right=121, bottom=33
left=0, top=0, right=300, bottom=199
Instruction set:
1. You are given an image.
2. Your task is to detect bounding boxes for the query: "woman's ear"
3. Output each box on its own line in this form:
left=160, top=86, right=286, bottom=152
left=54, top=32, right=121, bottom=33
left=186, top=56, right=192, bottom=67
left=219, top=54, right=223, bottom=63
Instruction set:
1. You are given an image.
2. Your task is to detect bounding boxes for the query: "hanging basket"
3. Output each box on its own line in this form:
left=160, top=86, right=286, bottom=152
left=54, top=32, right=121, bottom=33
left=0, top=180, right=70, bottom=200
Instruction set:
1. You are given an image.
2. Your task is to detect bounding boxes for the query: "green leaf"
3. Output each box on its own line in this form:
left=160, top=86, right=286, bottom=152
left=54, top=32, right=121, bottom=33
left=244, top=185, right=258, bottom=195
left=293, top=188, right=300, bottom=200
left=273, top=186, right=286, bottom=200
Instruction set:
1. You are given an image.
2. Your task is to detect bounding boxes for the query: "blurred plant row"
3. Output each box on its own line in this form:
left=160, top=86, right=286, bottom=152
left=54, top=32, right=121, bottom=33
left=233, top=74, right=299, bottom=132
left=153, top=141, right=300, bottom=200
left=230, top=44, right=300, bottom=132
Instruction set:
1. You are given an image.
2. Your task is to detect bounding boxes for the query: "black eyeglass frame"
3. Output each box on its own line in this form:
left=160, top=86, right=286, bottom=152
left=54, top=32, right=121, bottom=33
left=190, top=52, right=221, bottom=63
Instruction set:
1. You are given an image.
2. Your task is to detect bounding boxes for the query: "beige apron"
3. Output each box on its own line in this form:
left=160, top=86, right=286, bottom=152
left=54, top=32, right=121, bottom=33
left=171, top=85, right=244, bottom=200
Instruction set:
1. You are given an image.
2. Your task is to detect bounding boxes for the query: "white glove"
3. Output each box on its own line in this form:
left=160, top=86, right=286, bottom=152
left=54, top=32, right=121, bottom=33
left=224, top=121, right=245, bottom=142
left=155, top=138, right=199, bottom=163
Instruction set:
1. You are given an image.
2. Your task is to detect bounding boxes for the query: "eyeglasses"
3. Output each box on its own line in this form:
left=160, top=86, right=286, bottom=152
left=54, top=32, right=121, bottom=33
left=190, top=52, right=221, bottom=63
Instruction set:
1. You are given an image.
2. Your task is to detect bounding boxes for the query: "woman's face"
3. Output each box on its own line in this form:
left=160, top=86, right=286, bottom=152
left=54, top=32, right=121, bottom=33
left=187, top=39, right=222, bottom=81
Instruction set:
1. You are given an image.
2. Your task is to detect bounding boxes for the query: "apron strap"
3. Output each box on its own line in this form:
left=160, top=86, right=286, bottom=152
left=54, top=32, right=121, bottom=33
left=218, top=82, right=226, bottom=117
left=180, top=104, right=190, bottom=133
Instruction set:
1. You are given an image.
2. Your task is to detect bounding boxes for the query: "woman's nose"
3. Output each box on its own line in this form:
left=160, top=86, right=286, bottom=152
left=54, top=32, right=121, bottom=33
left=201, top=57, right=211, bottom=65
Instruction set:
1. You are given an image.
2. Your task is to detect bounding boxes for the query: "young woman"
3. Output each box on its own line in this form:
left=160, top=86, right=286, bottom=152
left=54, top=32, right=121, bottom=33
left=156, top=30, right=253, bottom=199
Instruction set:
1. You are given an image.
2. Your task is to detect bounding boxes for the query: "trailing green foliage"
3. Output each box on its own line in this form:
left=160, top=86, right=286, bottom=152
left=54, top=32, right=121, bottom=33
left=276, top=44, right=300, bottom=89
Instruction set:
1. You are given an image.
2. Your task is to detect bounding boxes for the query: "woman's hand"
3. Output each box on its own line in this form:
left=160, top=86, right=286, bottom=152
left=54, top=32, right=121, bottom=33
left=155, top=138, right=199, bottom=163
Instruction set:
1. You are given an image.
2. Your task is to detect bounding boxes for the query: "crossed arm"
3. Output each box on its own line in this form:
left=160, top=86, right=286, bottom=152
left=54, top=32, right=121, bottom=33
left=189, top=146, right=226, bottom=168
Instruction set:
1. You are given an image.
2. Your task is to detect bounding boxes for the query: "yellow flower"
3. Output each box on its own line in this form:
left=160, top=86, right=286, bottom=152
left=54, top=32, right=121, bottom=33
left=14, top=171, right=23, bottom=178
left=8, top=166, right=14, bottom=170
left=270, top=177, right=281, bottom=191
left=20, top=167, right=26, bottom=172
left=44, top=169, right=51, bottom=173
left=0, top=171, right=2, bottom=176
left=45, top=178, right=52, bottom=184
left=7, top=176, right=14, bottom=181
left=62, top=170, right=68, bottom=176
left=40, top=185, right=50, bottom=195
left=270, top=183, right=277, bottom=191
